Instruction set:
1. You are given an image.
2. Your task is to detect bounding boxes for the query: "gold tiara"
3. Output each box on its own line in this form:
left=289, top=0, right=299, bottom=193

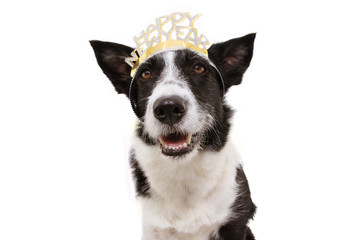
left=125, top=12, right=210, bottom=77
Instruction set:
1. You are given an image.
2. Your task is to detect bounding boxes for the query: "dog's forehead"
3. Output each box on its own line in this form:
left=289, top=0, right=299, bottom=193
left=135, top=49, right=225, bottom=99
left=142, top=49, right=210, bottom=73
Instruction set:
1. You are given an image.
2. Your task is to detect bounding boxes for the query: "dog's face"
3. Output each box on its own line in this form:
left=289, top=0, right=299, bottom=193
left=133, top=50, right=225, bottom=157
left=90, top=33, right=255, bottom=158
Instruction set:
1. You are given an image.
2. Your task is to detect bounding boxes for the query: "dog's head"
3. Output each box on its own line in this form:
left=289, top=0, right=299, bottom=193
left=90, top=33, right=255, bottom=158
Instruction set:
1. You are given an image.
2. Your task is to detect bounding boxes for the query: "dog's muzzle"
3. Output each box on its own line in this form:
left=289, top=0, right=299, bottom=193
left=152, top=95, right=196, bottom=157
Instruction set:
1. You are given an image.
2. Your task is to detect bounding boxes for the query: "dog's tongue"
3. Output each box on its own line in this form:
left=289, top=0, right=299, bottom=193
left=162, top=133, right=188, bottom=147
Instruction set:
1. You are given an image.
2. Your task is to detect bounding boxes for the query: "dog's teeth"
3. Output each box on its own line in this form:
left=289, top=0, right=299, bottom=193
left=162, top=141, right=190, bottom=152
left=186, top=135, right=191, bottom=144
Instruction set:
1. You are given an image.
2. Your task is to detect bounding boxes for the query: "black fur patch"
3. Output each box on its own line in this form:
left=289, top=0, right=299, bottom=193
left=89, top=40, right=133, bottom=96
left=136, top=123, right=157, bottom=146
left=129, top=150, right=151, bottom=197
left=211, top=167, right=256, bottom=240
left=200, top=103, right=233, bottom=151
left=131, top=55, right=166, bottom=119
left=208, top=33, right=256, bottom=91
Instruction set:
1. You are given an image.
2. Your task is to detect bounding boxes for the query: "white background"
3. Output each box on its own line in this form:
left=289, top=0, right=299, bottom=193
left=1, top=0, right=359, bottom=239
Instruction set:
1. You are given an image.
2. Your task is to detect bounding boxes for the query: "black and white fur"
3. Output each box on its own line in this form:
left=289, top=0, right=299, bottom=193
left=90, top=33, right=256, bottom=240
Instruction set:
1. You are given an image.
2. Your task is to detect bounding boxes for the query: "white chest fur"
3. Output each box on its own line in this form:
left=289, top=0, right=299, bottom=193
left=132, top=136, right=242, bottom=239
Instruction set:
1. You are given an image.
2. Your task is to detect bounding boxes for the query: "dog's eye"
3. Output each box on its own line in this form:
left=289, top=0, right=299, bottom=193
left=193, top=64, right=205, bottom=74
left=141, top=70, right=152, bottom=80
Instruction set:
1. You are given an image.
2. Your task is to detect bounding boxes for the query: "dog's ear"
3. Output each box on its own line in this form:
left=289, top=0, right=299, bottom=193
left=90, top=40, right=133, bottom=96
left=208, top=33, right=256, bottom=91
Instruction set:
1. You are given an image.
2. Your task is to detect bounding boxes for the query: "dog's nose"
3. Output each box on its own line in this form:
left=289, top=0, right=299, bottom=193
left=153, top=96, right=187, bottom=126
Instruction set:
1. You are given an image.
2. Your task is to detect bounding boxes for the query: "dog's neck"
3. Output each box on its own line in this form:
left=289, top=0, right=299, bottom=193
left=131, top=135, right=242, bottom=234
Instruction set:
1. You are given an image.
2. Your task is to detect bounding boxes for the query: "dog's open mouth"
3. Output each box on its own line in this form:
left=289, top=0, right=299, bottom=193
left=159, top=132, right=194, bottom=156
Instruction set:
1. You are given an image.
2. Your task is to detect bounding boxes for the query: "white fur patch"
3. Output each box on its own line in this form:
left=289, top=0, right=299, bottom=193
left=132, top=135, right=242, bottom=239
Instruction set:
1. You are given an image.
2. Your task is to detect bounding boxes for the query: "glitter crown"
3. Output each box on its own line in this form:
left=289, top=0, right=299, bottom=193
left=125, top=12, right=210, bottom=77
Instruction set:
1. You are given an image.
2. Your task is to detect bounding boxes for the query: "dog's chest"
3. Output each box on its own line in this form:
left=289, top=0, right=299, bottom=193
left=133, top=137, right=241, bottom=236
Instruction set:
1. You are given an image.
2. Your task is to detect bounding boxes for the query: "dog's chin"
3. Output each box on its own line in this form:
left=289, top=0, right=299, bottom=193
left=158, top=132, right=199, bottom=157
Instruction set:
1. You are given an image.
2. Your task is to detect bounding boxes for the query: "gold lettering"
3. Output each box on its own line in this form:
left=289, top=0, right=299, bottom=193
left=184, top=12, right=201, bottom=27
left=167, top=12, right=186, bottom=40
left=125, top=50, right=138, bottom=67
left=197, top=34, right=210, bottom=50
left=185, top=27, right=198, bottom=45
left=176, top=26, right=187, bottom=40
left=155, top=15, right=170, bottom=41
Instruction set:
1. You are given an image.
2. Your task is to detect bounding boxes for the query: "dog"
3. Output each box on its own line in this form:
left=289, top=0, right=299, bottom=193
left=90, top=13, right=256, bottom=239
